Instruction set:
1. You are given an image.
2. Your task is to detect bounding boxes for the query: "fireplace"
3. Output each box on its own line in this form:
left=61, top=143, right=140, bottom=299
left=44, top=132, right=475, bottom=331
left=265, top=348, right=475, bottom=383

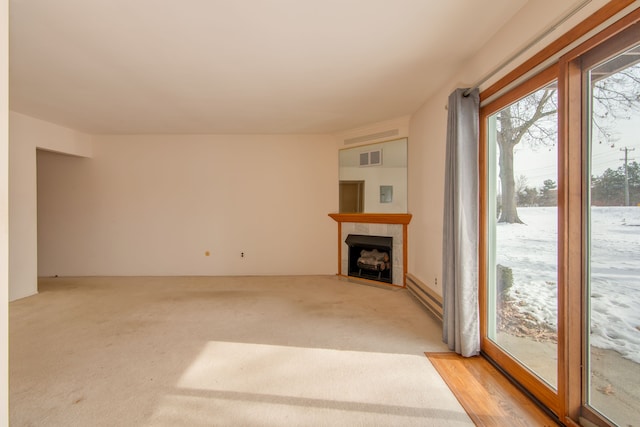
left=329, top=213, right=411, bottom=287
left=345, top=234, right=393, bottom=284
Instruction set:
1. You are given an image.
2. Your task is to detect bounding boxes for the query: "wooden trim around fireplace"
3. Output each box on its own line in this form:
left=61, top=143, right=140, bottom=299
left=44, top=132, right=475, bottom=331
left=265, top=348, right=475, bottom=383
left=328, top=213, right=412, bottom=287
left=328, top=213, right=412, bottom=225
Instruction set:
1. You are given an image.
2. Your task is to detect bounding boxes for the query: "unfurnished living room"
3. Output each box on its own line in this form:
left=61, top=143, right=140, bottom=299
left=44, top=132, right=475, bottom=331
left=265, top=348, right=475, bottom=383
left=5, top=1, right=640, bottom=426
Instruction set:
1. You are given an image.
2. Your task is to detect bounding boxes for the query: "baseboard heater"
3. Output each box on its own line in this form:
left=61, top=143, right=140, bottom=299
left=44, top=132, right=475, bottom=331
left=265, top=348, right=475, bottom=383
left=406, top=273, right=443, bottom=322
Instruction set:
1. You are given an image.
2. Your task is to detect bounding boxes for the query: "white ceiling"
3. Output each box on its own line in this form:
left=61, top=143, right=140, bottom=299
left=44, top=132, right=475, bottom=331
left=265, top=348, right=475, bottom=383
left=9, top=0, right=527, bottom=134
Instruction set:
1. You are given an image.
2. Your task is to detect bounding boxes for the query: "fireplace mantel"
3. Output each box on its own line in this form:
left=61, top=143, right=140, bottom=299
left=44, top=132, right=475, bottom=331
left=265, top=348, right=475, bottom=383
left=328, top=213, right=412, bottom=225
left=329, top=213, right=412, bottom=287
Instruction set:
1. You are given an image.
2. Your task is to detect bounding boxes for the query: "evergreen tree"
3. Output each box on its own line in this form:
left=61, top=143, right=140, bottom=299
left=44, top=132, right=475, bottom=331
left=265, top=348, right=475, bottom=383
left=539, top=179, right=558, bottom=206
left=591, top=161, right=640, bottom=206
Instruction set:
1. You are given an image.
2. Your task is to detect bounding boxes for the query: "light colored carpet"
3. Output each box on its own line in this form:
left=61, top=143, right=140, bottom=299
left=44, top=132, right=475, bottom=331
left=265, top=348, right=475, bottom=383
left=10, top=276, right=473, bottom=426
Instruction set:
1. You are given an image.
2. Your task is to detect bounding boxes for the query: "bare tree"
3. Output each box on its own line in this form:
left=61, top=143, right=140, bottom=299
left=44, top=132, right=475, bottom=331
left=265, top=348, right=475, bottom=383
left=592, top=60, right=640, bottom=146
left=495, top=59, right=640, bottom=223
left=496, top=87, right=557, bottom=223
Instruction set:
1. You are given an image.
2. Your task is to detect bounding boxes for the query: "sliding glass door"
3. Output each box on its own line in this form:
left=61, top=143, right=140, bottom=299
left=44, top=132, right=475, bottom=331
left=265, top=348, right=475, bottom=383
left=582, top=34, right=640, bottom=427
left=480, top=11, right=640, bottom=425
left=482, top=69, right=560, bottom=412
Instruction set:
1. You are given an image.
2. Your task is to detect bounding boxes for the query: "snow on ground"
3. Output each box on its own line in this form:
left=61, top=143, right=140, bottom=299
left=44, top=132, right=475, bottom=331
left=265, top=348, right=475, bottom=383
left=496, top=206, right=640, bottom=364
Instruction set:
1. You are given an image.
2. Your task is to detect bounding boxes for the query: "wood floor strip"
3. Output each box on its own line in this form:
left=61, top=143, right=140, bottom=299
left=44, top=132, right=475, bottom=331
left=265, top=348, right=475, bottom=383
left=426, top=352, right=559, bottom=427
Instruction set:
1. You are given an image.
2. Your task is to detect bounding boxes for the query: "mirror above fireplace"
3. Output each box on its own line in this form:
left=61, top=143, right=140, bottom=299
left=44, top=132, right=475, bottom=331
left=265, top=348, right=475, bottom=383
left=338, top=138, right=407, bottom=213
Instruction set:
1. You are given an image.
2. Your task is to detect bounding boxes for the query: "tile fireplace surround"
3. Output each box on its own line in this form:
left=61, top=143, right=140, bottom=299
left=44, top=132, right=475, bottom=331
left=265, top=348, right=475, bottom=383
left=328, top=213, right=412, bottom=287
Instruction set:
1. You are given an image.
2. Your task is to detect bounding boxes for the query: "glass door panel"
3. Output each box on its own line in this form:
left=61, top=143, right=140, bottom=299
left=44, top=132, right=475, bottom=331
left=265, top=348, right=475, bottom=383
left=585, top=43, right=640, bottom=427
left=486, top=81, right=559, bottom=389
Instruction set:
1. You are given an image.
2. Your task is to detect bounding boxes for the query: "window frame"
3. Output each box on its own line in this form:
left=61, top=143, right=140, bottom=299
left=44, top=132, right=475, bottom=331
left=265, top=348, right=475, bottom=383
left=480, top=64, right=561, bottom=416
left=562, top=18, right=640, bottom=426
left=478, top=4, right=640, bottom=425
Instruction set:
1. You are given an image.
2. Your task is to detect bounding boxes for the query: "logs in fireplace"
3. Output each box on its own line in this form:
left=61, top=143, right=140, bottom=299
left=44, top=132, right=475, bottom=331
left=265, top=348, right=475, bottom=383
left=345, top=234, right=392, bottom=284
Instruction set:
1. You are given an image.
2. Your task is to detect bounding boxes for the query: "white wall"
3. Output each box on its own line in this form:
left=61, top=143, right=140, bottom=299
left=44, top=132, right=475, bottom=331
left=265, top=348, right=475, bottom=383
left=37, top=134, right=337, bottom=277
left=9, top=112, right=93, bottom=301
left=406, top=0, right=613, bottom=295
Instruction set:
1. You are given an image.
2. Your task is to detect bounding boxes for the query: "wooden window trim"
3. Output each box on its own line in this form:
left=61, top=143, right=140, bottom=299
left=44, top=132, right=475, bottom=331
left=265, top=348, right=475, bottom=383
left=560, top=15, right=640, bottom=427
left=479, top=66, right=561, bottom=415
left=481, top=0, right=636, bottom=103
left=479, top=3, right=640, bottom=425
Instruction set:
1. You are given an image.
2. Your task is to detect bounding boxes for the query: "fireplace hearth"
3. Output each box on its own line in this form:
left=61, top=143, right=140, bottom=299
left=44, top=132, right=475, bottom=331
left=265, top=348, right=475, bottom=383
left=345, top=234, right=392, bottom=284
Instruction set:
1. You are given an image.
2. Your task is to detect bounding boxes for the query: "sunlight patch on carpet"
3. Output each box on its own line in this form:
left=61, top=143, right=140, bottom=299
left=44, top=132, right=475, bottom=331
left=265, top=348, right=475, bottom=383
left=143, top=342, right=474, bottom=426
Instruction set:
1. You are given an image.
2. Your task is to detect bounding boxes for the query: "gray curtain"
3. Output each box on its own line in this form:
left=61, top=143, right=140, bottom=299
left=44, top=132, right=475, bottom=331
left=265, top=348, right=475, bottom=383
left=442, top=88, right=480, bottom=357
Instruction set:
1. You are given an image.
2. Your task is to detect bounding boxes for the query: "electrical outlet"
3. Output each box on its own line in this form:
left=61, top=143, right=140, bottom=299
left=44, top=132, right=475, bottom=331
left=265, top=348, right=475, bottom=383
left=241, top=252, right=245, bottom=258
left=205, top=251, right=210, bottom=257
left=435, top=277, right=438, bottom=286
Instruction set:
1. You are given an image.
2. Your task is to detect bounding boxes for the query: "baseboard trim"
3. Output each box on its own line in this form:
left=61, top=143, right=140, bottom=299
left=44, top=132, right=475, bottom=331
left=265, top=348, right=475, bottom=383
left=406, top=273, right=443, bottom=322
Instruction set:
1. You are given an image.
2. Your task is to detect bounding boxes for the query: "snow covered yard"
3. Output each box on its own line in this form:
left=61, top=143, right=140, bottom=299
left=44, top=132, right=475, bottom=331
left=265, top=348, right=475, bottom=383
left=496, top=206, right=640, bottom=364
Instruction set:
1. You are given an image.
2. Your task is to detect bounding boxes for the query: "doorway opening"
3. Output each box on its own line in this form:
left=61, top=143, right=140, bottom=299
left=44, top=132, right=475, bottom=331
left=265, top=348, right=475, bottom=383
left=339, top=180, right=364, bottom=213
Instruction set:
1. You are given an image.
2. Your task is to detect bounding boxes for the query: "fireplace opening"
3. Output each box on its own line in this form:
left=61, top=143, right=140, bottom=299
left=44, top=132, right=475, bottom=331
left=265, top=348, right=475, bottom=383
left=345, top=234, right=392, bottom=284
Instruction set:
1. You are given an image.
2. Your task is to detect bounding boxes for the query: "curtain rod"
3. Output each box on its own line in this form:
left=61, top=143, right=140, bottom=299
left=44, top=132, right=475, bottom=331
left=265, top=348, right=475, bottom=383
left=463, top=0, right=592, bottom=97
